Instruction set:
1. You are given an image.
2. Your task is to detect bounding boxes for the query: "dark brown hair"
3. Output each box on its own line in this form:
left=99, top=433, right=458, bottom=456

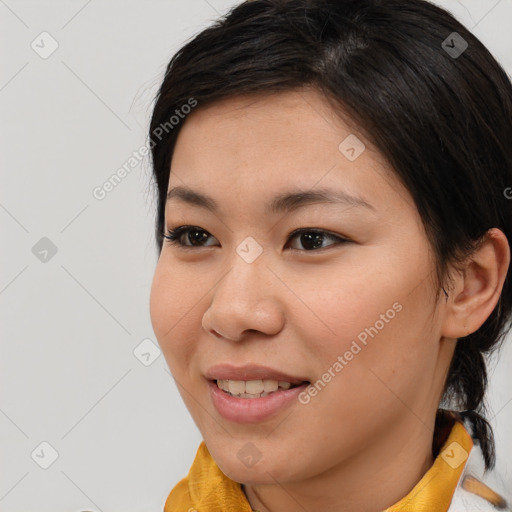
left=148, top=0, right=512, bottom=469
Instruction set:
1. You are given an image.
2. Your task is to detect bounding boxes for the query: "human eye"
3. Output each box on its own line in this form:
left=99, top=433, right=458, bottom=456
left=161, top=225, right=350, bottom=252
left=285, top=228, right=350, bottom=252
left=161, top=225, right=219, bottom=249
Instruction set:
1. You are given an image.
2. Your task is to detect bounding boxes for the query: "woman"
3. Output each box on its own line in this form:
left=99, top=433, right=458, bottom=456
left=148, top=0, right=512, bottom=510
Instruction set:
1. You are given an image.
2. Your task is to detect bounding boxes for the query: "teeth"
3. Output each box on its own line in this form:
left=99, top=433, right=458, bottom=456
left=263, top=379, right=278, bottom=392
left=228, top=380, right=246, bottom=395
left=216, top=379, right=296, bottom=398
left=246, top=380, right=264, bottom=394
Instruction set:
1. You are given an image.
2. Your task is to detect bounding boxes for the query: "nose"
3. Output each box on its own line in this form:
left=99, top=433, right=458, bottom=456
left=201, top=250, right=286, bottom=342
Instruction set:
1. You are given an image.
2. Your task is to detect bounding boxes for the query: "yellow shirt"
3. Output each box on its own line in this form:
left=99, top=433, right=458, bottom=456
left=163, top=414, right=508, bottom=511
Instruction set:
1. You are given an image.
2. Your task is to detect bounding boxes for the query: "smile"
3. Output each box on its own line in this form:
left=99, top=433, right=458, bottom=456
left=216, top=379, right=302, bottom=398
left=208, top=379, right=310, bottom=423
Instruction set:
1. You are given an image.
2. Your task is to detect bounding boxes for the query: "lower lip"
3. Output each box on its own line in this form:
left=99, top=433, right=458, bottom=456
left=207, top=380, right=309, bottom=424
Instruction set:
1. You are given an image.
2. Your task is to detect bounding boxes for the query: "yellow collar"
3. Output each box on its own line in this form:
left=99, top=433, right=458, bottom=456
left=384, top=419, right=473, bottom=511
left=164, top=419, right=473, bottom=512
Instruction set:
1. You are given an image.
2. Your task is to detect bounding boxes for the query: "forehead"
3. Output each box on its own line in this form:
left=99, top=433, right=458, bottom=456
left=168, top=89, right=413, bottom=216
left=174, top=88, right=376, bottom=152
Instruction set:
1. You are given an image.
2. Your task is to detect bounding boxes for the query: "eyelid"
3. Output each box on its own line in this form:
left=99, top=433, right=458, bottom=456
left=286, top=227, right=349, bottom=250
left=162, top=225, right=218, bottom=249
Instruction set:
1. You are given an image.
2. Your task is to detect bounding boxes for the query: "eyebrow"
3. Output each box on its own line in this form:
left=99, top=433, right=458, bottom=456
left=166, top=185, right=376, bottom=215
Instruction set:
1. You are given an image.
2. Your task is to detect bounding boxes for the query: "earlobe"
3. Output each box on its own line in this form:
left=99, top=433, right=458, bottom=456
left=441, top=228, right=510, bottom=339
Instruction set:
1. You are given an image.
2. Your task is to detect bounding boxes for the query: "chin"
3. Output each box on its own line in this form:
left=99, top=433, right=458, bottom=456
left=208, top=441, right=304, bottom=485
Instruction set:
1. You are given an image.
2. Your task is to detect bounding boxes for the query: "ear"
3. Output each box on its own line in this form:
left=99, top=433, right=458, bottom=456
left=441, top=228, right=510, bottom=339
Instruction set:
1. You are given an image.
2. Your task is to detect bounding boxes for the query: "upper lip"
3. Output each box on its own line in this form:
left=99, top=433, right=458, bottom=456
left=205, top=364, right=309, bottom=385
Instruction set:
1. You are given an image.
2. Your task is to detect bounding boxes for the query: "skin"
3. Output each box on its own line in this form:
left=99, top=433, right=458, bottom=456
left=149, top=88, right=510, bottom=512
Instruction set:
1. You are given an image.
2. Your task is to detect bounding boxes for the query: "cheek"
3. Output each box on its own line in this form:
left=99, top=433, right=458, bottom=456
left=282, top=259, right=405, bottom=359
left=295, top=251, right=437, bottom=400
left=149, top=260, right=200, bottom=372
left=149, top=262, right=173, bottom=343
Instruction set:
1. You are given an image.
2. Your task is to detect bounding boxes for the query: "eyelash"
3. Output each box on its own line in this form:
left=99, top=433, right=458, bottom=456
left=160, top=225, right=350, bottom=252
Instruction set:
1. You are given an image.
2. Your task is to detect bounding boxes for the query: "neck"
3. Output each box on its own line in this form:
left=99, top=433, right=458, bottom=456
left=242, top=415, right=436, bottom=512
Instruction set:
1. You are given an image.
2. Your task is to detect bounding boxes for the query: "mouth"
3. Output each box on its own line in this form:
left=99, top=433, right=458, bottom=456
left=213, top=378, right=310, bottom=398
left=207, top=378, right=311, bottom=423
left=204, top=364, right=311, bottom=422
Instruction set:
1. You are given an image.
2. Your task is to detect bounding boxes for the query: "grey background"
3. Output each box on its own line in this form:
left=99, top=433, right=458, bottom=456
left=1, top=1, right=511, bottom=510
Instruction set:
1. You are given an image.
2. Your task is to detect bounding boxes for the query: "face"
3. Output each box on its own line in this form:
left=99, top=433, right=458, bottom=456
left=150, top=88, right=450, bottom=485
